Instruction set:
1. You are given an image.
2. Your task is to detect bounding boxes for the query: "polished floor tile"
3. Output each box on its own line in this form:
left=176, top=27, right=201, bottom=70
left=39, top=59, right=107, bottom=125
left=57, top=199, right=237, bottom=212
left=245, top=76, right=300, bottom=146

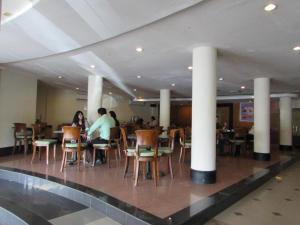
left=0, top=146, right=287, bottom=218
left=206, top=160, right=300, bottom=225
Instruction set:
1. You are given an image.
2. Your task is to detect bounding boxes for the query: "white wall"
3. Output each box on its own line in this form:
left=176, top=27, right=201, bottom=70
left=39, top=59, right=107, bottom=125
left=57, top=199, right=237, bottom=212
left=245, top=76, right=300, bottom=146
left=36, top=82, right=158, bottom=129
left=0, top=68, right=37, bottom=148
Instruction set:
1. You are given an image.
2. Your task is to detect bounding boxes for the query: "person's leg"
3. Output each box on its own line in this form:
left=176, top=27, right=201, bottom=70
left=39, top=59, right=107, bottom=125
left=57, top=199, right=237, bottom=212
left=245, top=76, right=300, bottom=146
left=91, top=138, right=108, bottom=163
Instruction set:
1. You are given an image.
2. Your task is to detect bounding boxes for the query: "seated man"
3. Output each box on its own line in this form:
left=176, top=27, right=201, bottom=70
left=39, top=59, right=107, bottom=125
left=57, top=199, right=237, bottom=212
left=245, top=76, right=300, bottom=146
left=87, top=108, right=115, bottom=163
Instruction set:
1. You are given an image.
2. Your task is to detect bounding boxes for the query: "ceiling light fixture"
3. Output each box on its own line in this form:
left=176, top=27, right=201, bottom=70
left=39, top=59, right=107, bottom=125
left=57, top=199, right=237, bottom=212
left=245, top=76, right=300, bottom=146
left=136, top=47, right=143, bottom=52
left=58, top=76, right=62, bottom=79
left=241, top=86, right=245, bottom=89
left=133, top=89, right=137, bottom=92
left=109, top=92, right=112, bottom=95
left=264, top=3, right=277, bottom=12
left=76, top=87, right=79, bottom=90
left=219, top=77, right=224, bottom=81
left=293, top=46, right=300, bottom=51
left=90, top=65, right=95, bottom=68
left=137, top=75, right=141, bottom=79
left=171, top=83, right=176, bottom=87
left=188, top=66, right=193, bottom=70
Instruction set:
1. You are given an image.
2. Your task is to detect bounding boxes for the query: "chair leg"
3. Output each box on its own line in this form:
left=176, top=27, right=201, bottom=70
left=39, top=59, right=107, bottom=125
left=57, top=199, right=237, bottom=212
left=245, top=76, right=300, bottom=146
left=92, top=148, right=96, bottom=167
left=168, top=156, right=174, bottom=179
left=134, top=160, right=140, bottom=186
left=53, top=144, right=56, bottom=160
left=115, top=148, right=118, bottom=163
left=31, top=145, right=36, bottom=164
left=179, top=146, right=183, bottom=162
left=156, top=159, right=160, bottom=183
left=13, top=140, right=17, bottom=154
left=77, top=149, right=81, bottom=170
left=39, top=147, right=41, bottom=160
left=182, top=148, right=186, bottom=163
left=60, top=151, right=66, bottom=172
left=123, top=156, right=129, bottom=178
left=107, top=149, right=110, bottom=168
left=152, top=161, right=157, bottom=186
left=24, top=139, right=28, bottom=155
left=46, top=145, right=49, bottom=165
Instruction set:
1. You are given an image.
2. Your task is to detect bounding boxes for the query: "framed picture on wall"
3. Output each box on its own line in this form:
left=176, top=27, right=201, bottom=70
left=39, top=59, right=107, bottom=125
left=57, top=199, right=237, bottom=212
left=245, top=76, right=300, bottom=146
left=240, top=102, right=254, bottom=122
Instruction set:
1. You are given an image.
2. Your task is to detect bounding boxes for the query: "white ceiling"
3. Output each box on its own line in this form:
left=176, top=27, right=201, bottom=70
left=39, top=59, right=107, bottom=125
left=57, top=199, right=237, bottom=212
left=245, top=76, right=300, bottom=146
left=0, top=0, right=299, bottom=98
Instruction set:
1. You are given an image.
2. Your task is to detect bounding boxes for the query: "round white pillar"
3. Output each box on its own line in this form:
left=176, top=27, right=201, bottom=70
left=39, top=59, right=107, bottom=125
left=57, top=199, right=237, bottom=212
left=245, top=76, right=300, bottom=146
left=254, top=77, right=271, bottom=161
left=279, top=97, right=292, bottom=150
left=191, top=46, right=217, bottom=184
left=87, top=75, right=103, bottom=124
left=159, top=89, right=170, bottom=130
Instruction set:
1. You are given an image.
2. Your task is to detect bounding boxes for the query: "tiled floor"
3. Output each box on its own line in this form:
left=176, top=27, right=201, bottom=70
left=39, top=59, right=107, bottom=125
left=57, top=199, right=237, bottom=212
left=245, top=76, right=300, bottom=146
left=0, top=146, right=288, bottom=219
left=205, top=159, right=300, bottom=225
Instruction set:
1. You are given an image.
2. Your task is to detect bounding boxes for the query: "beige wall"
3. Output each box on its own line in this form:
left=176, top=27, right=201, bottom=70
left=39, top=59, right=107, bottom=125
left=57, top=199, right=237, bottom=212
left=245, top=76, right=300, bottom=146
left=36, top=82, right=157, bottom=130
left=0, top=68, right=37, bottom=148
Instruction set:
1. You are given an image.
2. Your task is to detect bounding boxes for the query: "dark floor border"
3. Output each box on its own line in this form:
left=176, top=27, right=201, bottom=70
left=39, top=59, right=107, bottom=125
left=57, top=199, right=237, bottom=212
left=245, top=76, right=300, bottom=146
left=0, top=147, right=13, bottom=157
left=253, top=152, right=271, bottom=161
left=280, top=145, right=293, bottom=151
left=0, top=153, right=297, bottom=225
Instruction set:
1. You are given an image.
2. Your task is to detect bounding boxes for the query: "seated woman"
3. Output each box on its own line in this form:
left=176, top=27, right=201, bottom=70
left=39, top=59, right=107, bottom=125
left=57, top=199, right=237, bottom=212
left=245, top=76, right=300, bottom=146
left=70, top=111, right=88, bottom=164
left=148, top=116, right=158, bottom=128
left=109, top=111, right=120, bottom=127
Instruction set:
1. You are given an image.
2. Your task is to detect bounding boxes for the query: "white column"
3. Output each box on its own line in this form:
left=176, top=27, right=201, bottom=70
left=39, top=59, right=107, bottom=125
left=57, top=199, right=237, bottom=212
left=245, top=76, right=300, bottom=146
left=159, top=89, right=170, bottom=129
left=280, top=97, right=292, bottom=149
left=87, top=75, right=103, bottom=124
left=191, top=46, right=217, bottom=184
left=254, top=77, right=271, bottom=160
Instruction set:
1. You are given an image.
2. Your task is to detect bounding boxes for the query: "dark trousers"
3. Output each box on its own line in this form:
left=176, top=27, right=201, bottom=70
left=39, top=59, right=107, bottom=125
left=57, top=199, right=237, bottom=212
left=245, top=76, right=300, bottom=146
left=89, top=138, right=108, bottom=161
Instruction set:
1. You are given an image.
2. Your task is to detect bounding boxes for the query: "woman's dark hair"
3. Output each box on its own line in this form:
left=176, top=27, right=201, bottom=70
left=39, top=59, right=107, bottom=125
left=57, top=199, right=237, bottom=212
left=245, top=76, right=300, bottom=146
left=151, top=116, right=155, bottom=120
left=72, top=111, right=85, bottom=130
left=97, top=108, right=107, bottom=115
left=109, top=111, right=120, bottom=127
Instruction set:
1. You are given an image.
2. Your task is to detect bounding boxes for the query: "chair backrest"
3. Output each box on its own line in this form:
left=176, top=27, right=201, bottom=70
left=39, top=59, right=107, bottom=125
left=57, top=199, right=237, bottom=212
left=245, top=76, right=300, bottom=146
left=62, top=126, right=81, bottom=144
left=13, top=123, right=27, bottom=138
left=168, top=129, right=179, bottom=150
left=109, top=127, right=119, bottom=142
left=31, top=124, right=41, bottom=142
left=135, top=130, right=158, bottom=157
left=120, top=127, right=128, bottom=149
left=179, top=128, right=185, bottom=145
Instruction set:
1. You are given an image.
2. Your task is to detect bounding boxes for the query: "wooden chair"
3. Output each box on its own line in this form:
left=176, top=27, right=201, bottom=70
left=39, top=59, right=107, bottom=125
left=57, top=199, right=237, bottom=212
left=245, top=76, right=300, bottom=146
left=60, top=126, right=86, bottom=172
left=92, top=127, right=119, bottom=168
left=13, top=123, right=32, bottom=154
left=134, top=130, right=161, bottom=186
left=31, top=124, right=57, bottom=165
left=179, top=128, right=191, bottom=163
left=158, top=129, right=179, bottom=179
left=121, top=127, right=136, bottom=178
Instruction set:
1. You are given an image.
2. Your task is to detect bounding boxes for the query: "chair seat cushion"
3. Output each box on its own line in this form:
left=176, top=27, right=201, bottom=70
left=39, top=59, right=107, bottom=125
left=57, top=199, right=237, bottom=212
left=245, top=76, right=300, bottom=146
left=229, top=140, right=245, bottom=145
left=93, top=143, right=110, bottom=149
left=158, top=147, right=173, bottom=154
left=65, top=143, right=87, bottom=148
left=139, top=150, right=162, bottom=157
left=184, top=142, right=191, bottom=148
left=125, top=148, right=135, bottom=156
left=35, top=139, right=57, bottom=145
left=16, top=135, right=32, bottom=139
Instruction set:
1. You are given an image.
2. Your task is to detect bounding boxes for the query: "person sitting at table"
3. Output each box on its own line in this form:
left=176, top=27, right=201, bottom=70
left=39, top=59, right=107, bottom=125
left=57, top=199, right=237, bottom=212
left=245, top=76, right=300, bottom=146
left=109, top=111, right=120, bottom=127
left=222, top=121, right=228, bottom=131
left=148, top=116, right=158, bottom=128
left=87, top=108, right=115, bottom=164
left=69, top=111, right=88, bottom=164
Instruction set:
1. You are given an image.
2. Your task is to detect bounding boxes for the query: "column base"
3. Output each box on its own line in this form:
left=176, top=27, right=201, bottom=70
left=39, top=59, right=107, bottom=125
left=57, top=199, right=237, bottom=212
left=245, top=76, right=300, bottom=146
left=190, top=169, right=216, bottom=184
left=253, top=152, right=271, bottom=161
left=279, top=145, right=293, bottom=151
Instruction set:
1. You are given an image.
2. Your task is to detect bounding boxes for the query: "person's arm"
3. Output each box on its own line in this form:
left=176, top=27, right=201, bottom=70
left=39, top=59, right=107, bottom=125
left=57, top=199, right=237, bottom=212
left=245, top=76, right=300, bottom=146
left=87, top=118, right=102, bottom=136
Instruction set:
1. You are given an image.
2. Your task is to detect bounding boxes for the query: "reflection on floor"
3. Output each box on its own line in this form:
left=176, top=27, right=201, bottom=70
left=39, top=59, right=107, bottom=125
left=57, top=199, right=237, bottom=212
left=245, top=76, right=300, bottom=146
left=0, top=146, right=288, bottom=219
left=205, top=160, right=300, bottom=225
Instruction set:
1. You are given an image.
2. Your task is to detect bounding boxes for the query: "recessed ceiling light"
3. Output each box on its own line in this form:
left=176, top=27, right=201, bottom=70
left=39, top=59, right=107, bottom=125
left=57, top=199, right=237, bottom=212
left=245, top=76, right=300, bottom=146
left=133, top=89, right=137, bottom=92
left=136, top=47, right=143, bottom=52
left=90, top=65, right=95, bottom=69
left=76, top=87, right=79, bottom=90
left=219, top=77, right=224, bottom=81
left=241, top=86, right=246, bottom=89
left=109, top=92, right=112, bottom=95
left=188, top=66, right=193, bottom=70
left=171, top=83, right=176, bottom=87
left=137, top=75, right=141, bottom=79
left=58, top=76, right=62, bottom=79
left=264, top=3, right=277, bottom=12
left=293, top=46, right=300, bottom=51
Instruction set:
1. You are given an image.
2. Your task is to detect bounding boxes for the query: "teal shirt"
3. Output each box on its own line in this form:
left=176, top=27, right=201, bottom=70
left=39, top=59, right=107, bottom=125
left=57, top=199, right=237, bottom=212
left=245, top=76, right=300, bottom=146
left=87, top=114, right=115, bottom=140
